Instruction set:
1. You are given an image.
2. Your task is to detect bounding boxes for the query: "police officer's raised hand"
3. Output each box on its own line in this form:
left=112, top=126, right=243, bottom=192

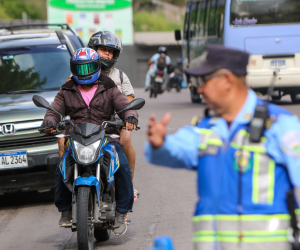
left=147, top=113, right=171, bottom=148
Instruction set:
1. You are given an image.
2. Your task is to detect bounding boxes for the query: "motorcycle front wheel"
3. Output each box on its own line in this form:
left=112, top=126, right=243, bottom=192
left=77, top=187, right=94, bottom=250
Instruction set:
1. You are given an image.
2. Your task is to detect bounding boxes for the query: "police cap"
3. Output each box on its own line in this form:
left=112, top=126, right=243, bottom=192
left=185, top=45, right=249, bottom=77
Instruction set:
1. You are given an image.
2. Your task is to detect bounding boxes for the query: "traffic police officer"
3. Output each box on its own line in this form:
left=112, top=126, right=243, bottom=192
left=144, top=45, right=300, bottom=250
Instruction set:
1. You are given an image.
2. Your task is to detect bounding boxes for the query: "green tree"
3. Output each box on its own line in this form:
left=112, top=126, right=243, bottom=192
left=0, top=0, right=46, bottom=20
left=0, top=59, right=46, bottom=94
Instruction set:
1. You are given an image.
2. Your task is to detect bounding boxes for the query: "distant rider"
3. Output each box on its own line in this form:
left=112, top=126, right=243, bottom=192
left=41, top=48, right=137, bottom=236
left=145, top=46, right=172, bottom=91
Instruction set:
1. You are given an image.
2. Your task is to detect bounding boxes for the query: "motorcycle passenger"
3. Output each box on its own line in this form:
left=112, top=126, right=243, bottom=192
left=61, top=31, right=139, bottom=201
left=145, top=46, right=172, bottom=91
left=87, top=31, right=139, bottom=201
left=42, top=48, right=137, bottom=236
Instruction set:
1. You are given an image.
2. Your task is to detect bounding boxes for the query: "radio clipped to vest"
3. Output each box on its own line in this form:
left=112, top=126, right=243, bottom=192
left=249, top=70, right=278, bottom=143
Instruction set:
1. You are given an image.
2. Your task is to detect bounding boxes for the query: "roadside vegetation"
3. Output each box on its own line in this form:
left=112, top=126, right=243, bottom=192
left=133, top=10, right=183, bottom=32
left=0, top=0, right=47, bottom=20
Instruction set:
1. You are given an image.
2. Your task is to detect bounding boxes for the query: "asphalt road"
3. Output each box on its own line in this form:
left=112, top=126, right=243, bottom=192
left=0, top=89, right=298, bottom=250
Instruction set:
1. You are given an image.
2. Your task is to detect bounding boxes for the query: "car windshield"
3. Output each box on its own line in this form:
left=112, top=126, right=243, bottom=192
left=0, top=44, right=71, bottom=94
left=230, top=0, right=300, bottom=26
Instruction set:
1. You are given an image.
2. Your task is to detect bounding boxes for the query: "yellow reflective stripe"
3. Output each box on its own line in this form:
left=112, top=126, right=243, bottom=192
left=215, top=214, right=290, bottom=221
left=207, top=138, right=223, bottom=146
left=194, top=235, right=288, bottom=243
left=193, top=236, right=215, bottom=242
left=230, top=142, right=266, bottom=153
left=296, top=209, right=300, bottom=215
left=194, top=230, right=287, bottom=236
left=199, top=129, right=213, bottom=135
left=193, top=215, right=215, bottom=222
left=193, top=214, right=291, bottom=221
left=217, top=230, right=287, bottom=236
left=252, top=152, right=260, bottom=203
left=199, top=144, right=207, bottom=150
left=268, top=160, right=275, bottom=204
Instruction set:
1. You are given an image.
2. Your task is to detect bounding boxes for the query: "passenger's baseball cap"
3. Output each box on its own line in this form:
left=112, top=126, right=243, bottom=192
left=185, top=45, right=249, bottom=77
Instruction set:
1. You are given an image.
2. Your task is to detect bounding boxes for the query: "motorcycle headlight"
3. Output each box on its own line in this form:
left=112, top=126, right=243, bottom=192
left=73, top=140, right=101, bottom=164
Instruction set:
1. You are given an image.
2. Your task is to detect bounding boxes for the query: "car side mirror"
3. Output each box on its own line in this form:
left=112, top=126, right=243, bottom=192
left=174, top=30, right=182, bottom=41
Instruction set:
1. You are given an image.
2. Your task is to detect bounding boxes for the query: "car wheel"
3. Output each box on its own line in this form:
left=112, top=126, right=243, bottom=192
left=290, top=93, right=300, bottom=103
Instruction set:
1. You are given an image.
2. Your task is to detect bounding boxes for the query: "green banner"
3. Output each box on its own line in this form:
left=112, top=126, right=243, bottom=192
left=49, top=0, right=131, bottom=11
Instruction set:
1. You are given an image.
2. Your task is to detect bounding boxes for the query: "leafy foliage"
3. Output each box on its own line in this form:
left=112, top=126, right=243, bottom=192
left=134, top=11, right=183, bottom=32
left=0, top=0, right=46, bottom=20
left=0, top=59, right=47, bottom=94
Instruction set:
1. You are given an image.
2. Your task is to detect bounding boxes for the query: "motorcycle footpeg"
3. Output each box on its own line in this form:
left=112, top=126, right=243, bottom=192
left=60, top=223, right=72, bottom=228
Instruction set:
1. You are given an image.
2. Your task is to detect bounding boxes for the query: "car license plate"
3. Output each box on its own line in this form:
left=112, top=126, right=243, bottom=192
left=155, top=76, right=163, bottom=83
left=0, top=151, right=28, bottom=169
left=270, top=59, right=287, bottom=69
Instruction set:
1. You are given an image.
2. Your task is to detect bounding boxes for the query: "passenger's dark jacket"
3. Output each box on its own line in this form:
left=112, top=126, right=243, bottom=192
left=43, top=74, right=138, bottom=143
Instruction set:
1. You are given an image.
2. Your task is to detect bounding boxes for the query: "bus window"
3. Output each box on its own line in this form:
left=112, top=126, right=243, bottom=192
left=198, top=0, right=209, bottom=37
left=231, top=0, right=300, bottom=26
left=208, top=0, right=225, bottom=37
left=190, top=2, right=200, bottom=38
left=184, top=2, right=191, bottom=40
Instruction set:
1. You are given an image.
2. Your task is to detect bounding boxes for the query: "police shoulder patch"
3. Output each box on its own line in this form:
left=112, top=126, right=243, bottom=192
left=281, top=131, right=300, bottom=157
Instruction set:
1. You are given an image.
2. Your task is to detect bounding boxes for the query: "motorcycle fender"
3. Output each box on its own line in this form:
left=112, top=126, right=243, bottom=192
left=72, top=176, right=100, bottom=205
left=103, top=143, right=120, bottom=179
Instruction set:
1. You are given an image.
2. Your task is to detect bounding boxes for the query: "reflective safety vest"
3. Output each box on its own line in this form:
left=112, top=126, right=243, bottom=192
left=193, top=105, right=298, bottom=250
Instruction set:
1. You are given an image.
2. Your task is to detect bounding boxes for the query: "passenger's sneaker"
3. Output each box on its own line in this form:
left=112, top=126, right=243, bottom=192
left=59, top=210, right=72, bottom=227
left=113, top=212, right=128, bottom=236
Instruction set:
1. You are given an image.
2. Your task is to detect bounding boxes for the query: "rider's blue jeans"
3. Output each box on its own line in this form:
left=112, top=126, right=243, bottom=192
left=55, top=142, right=134, bottom=213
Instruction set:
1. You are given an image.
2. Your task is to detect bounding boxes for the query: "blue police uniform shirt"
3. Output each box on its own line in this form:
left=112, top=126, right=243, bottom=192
left=144, top=89, right=300, bottom=188
left=151, top=53, right=171, bottom=72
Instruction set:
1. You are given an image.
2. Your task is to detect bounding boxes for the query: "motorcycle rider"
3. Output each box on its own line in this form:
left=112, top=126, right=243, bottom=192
left=145, top=46, right=172, bottom=91
left=62, top=31, right=139, bottom=201
left=42, top=48, right=137, bottom=236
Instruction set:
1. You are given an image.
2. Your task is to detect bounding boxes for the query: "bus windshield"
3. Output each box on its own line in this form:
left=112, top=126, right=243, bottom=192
left=230, top=0, right=300, bottom=26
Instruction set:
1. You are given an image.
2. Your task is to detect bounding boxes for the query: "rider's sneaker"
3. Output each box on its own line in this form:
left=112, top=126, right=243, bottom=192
left=113, top=212, right=128, bottom=236
left=59, top=210, right=72, bottom=227
left=145, top=87, right=149, bottom=92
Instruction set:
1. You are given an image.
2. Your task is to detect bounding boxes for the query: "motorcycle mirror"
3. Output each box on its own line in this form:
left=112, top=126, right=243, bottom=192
left=32, top=95, right=50, bottom=109
left=114, top=98, right=145, bottom=115
left=32, top=95, right=63, bottom=121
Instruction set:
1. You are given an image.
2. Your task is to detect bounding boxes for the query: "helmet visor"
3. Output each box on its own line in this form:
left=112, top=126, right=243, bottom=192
left=71, top=61, right=99, bottom=76
left=91, top=31, right=123, bottom=52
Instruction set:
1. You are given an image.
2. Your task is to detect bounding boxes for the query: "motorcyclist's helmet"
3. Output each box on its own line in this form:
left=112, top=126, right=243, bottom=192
left=70, top=48, right=101, bottom=85
left=88, top=31, right=122, bottom=71
left=158, top=46, right=168, bottom=55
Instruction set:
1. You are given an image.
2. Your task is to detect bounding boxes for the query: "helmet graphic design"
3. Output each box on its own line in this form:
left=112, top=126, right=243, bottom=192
left=70, top=48, right=101, bottom=85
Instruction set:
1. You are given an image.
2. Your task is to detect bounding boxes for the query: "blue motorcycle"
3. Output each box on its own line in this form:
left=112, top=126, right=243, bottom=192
left=32, top=95, right=145, bottom=250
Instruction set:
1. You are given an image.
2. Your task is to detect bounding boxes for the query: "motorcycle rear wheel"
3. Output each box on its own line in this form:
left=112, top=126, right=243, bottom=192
left=94, top=228, right=111, bottom=242
left=77, top=187, right=94, bottom=250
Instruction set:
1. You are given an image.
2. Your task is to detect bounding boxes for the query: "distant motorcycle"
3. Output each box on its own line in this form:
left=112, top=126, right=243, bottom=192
left=32, top=95, right=145, bottom=250
left=166, top=67, right=182, bottom=92
left=150, top=70, right=165, bottom=98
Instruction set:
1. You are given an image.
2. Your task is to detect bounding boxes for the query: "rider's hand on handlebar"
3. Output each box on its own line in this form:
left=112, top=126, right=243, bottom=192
left=44, top=128, right=57, bottom=134
left=147, top=113, right=171, bottom=148
left=125, top=122, right=136, bottom=131
left=41, top=121, right=57, bottom=134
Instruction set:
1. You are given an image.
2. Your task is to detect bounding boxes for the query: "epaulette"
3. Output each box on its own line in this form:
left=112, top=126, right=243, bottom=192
left=191, top=116, right=200, bottom=126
